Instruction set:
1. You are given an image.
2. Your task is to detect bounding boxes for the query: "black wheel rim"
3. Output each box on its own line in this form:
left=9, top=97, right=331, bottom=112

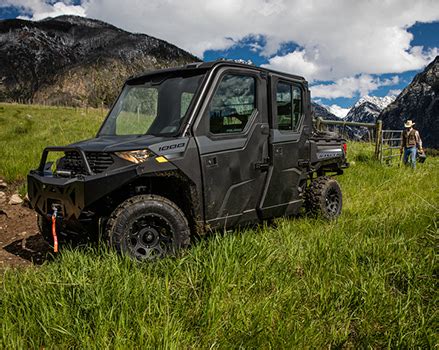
left=127, top=213, right=174, bottom=260
left=325, top=188, right=340, bottom=216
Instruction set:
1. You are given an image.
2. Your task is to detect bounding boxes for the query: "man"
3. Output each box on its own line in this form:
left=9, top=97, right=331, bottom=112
left=400, top=120, right=423, bottom=169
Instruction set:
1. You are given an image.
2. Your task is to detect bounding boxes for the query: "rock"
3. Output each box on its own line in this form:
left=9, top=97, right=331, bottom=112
left=0, top=191, right=6, bottom=204
left=0, top=180, right=7, bottom=189
left=22, top=193, right=31, bottom=208
left=9, top=194, right=23, bottom=205
left=380, top=56, right=439, bottom=148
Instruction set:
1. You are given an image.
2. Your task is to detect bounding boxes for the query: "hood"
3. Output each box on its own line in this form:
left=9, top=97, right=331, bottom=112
left=69, top=135, right=173, bottom=152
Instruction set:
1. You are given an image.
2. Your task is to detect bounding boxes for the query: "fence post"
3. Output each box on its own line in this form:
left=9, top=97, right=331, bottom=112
left=316, top=117, right=323, bottom=131
left=374, top=120, right=383, bottom=160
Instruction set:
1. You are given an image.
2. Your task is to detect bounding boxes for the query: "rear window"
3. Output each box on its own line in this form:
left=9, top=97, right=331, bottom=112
left=276, top=82, right=302, bottom=131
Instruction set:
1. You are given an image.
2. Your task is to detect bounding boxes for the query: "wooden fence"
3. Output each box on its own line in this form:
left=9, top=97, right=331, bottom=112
left=314, top=117, right=392, bottom=161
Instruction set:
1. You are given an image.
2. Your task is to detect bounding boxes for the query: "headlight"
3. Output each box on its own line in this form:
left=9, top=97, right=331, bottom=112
left=115, top=149, right=152, bottom=163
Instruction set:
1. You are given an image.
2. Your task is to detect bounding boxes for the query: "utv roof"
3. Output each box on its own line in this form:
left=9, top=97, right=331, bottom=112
left=126, top=60, right=306, bottom=84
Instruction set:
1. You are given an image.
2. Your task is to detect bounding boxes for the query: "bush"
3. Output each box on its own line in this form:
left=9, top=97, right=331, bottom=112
left=425, top=148, right=439, bottom=157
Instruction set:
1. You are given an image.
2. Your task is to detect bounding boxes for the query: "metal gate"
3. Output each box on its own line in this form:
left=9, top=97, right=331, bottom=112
left=379, top=129, right=403, bottom=164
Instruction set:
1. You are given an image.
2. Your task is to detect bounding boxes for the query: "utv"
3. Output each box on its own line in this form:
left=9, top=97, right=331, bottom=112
left=28, top=60, right=348, bottom=260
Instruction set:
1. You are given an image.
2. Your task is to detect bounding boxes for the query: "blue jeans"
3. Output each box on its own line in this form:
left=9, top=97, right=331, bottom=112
left=403, top=147, right=417, bottom=169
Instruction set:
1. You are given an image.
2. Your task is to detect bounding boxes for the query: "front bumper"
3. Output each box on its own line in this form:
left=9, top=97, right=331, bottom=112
left=28, top=174, right=85, bottom=220
left=28, top=146, right=136, bottom=219
left=28, top=145, right=178, bottom=220
left=28, top=167, right=139, bottom=220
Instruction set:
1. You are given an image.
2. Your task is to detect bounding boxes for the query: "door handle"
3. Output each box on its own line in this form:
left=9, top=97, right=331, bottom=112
left=255, top=158, right=270, bottom=171
left=206, top=156, right=218, bottom=168
left=260, top=124, right=269, bottom=135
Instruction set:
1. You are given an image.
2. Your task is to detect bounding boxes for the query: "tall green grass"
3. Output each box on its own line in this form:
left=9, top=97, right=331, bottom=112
left=0, top=104, right=438, bottom=348
left=0, top=103, right=105, bottom=183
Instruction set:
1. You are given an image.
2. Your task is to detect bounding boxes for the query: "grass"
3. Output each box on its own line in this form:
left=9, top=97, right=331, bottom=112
left=0, top=104, right=438, bottom=348
left=0, top=103, right=105, bottom=184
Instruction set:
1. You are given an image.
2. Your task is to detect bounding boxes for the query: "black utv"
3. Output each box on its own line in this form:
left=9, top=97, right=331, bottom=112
left=28, top=60, right=348, bottom=260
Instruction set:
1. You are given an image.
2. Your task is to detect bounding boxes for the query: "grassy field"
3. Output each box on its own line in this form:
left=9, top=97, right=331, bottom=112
left=0, top=103, right=438, bottom=348
left=0, top=103, right=105, bottom=185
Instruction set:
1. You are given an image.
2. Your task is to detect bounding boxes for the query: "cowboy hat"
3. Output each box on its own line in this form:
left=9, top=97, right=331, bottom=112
left=404, top=120, right=415, bottom=128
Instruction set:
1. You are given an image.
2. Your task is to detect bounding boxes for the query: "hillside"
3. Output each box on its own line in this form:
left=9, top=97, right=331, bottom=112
left=380, top=56, right=439, bottom=148
left=0, top=16, right=198, bottom=107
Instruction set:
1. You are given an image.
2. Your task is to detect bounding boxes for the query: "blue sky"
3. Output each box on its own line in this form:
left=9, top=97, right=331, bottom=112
left=1, top=1, right=438, bottom=116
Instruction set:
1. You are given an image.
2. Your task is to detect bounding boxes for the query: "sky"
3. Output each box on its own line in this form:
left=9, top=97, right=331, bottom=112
left=1, top=0, right=438, bottom=117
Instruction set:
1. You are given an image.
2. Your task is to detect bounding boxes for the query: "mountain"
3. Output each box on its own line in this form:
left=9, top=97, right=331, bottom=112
left=346, top=95, right=396, bottom=123
left=342, top=95, right=395, bottom=139
left=0, top=15, right=198, bottom=107
left=380, top=56, right=439, bottom=148
left=326, top=105, right=350, bottom=119
left=311, top=102, right=339, bottom=120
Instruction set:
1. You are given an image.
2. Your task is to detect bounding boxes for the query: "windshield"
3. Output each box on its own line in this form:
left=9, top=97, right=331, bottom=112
left=99, top=72, right=205, bottom=137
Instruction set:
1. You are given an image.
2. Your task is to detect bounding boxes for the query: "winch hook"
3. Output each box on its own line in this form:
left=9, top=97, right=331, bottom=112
left=51, top=205, right=59, bottom=253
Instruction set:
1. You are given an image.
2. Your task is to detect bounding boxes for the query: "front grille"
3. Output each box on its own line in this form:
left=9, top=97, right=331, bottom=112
left=58, top=151, right=114, bottom=175
left=85, top=152, right=114, bottom=173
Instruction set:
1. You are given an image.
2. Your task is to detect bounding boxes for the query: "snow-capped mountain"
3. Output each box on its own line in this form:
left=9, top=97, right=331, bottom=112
left=340, top=95, right=395, bottom=140
left=352, top=95, right=396, bottom=110
left=346, top=95, right=396, bottom=123
left=326, top=105, right=350, bottom=118
left=311, top=102, right=339, bottom=120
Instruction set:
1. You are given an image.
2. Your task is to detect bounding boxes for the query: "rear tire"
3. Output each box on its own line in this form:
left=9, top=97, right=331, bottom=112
left=304, top=176, right=342, bottom=219
left=106, top=195, right=190, bottom=261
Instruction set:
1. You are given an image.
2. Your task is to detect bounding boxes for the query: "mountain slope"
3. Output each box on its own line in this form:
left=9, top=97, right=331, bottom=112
left=311, top=102, right=339, bottom=120
left=341, top=95, right=395, bottom=140
left=380, top=56, right=439, bottom=148
left=346, top=95, right=396, bottom=124
left=0, top=15, right=198, bottom=106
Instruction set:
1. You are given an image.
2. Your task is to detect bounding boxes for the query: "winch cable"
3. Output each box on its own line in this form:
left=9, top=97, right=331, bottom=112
left=51, top=207, right=59, bottom=253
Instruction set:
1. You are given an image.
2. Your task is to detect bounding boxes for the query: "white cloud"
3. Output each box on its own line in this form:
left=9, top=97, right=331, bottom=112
left=310, top=75, right=400, bottom=99
left=264, top=50, right=320, bottom=80
left=388, top=89, right=402, bottom=96
left=4, top=0, right=85, bottom=20
left=82, top=0, right=439, bottom=80
left=249, top=42, right=263, bottom=53
left=4, top=0, right=439, bottom=83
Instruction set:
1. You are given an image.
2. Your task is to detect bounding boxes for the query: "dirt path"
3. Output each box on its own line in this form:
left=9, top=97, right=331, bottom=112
left=0, top=200, right=50, bottom=269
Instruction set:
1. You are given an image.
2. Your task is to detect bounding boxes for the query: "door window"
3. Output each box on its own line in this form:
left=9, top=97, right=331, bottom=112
left=209, top=74, right=256, bottom=134
left=276, top=82, right=302, bottom=131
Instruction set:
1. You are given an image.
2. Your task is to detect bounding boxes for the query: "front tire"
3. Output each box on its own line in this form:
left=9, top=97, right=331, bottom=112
left=304, top=176, right=343, bottom=219
left=106, top=195, right=190, bottom=261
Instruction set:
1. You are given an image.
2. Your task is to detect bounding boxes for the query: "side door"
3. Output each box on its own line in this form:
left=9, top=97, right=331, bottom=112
left=259, top=75, right=311, bottom=219
left=194, top=67, right=269, bottom=229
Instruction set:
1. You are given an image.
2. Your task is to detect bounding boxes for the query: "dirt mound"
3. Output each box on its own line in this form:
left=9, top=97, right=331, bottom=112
left=0, top=198, right=50, bottom=269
